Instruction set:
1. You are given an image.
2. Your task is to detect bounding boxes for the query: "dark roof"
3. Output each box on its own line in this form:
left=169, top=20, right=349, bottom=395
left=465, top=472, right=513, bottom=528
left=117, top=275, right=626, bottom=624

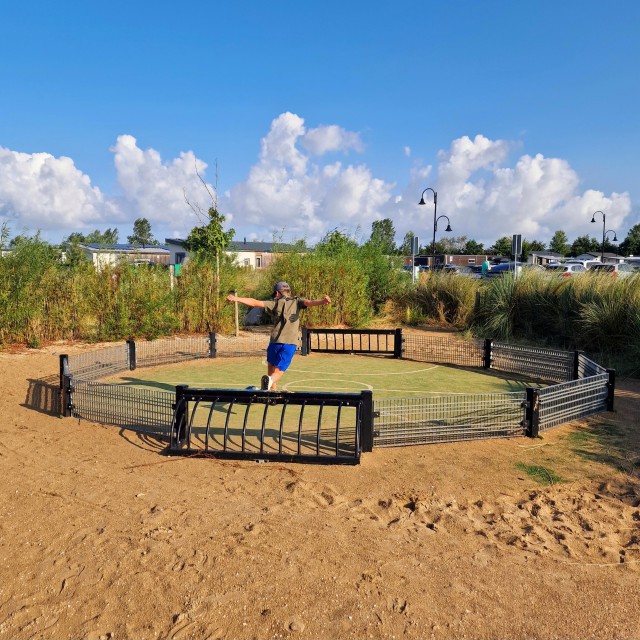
left=529, top=251, right=563, bottom=257
left=81, top=243, right=169, bottom=253
left=165, top=238, right=298, bottom=253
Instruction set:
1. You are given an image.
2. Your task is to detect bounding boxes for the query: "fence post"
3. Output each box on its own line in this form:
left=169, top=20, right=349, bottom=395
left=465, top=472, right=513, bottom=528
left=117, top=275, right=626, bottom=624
left=360, top=390, right=374, bottom=453
left=173, top=384, right=189, bottom=448
left=209, top=332, right=217, bottom=358
left=301, top=327, right=309, bottom=356
left=59, top=354, right=72, bottom=418
left=524, top=387, right=540, bottom=437
left=393, top=328, right=403, bottom=359
left=483, top=339, right=493, bottom=369
left=126, top=338, right=136, bottom=370
left=573, top=350, right=584, bottom=380
left=606, top=369, right=616, bottom=411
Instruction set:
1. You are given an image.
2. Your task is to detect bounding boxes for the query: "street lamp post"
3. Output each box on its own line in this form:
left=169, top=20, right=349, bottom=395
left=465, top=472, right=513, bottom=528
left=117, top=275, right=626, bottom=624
left=604, top=230, right=618, bottom=258
left=419, top=188, right=452, bottom=269
left=590, top=210, right=607, bottom=262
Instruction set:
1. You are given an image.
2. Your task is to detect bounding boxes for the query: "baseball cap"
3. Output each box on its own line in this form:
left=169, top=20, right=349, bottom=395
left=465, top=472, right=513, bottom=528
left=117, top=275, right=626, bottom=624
left=273, top=281, right=290, bottom=294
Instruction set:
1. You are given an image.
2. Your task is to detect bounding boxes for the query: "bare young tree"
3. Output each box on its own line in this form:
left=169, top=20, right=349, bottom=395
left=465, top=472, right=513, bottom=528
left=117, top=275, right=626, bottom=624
left=183, top=159, right=235, bottom=331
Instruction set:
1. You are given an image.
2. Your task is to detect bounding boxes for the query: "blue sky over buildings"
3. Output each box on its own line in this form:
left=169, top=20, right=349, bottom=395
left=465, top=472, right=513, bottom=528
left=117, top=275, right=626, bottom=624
left=1, top=0, right=638, bottom=247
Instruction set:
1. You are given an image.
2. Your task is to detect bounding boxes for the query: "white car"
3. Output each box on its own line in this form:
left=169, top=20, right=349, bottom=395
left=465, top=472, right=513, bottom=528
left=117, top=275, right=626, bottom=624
left=589, top=263, right=635, bottom=278
left=544, top=263, right=587, bottom=276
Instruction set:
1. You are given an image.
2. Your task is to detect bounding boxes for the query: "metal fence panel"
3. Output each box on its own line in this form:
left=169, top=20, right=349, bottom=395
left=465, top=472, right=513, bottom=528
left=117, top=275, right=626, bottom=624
left=402, top=334, right=484, bottom=367
left=169, top=387, right=369, bottom=464
left=135, top=336, right=209, bottom=368
left=374, top=392, right=526, bottom=447
left=538, top=373, right=609, bottom=430
left=577, top=353, right=607, bottom=378
left=215, top=332, right=270, bottom=357
left=307, top=329, right=396, bottom=355
left=492, top=343, right=572, bottom=383
left=67, top=344, right=129, bottom=380
left=71, top=379, right=174, bottom=435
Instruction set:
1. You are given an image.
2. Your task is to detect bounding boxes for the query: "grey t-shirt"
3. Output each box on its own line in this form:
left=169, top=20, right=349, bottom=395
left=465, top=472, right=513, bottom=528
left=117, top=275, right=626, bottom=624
left=262, top=297, right=306, bottom=344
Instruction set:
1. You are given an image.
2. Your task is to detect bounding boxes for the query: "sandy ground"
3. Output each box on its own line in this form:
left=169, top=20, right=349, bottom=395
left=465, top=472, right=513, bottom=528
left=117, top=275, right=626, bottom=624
left=1, top=341, right=639, bottom=640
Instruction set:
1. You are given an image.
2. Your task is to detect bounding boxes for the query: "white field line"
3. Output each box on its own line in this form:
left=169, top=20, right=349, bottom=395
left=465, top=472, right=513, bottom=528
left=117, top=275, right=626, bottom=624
left=285, top=365, right=440, bottom=376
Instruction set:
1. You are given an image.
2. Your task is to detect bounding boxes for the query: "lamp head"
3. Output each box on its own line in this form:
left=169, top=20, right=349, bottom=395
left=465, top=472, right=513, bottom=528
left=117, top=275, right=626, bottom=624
left=418, top=197, right=426, bottom=205
left=613, top=234, right=618, bottom=242
left=445, top=224, right=452, bottom=232
left=590, top=216, right=595, bottom=223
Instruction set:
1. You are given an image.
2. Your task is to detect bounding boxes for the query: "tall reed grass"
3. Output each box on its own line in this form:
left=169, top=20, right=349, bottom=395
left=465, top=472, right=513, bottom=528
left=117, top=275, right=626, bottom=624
left=1, top=236, right=638, bottom=376
left=0, top=238, right=246, bottom=346
left=472, top=271, right=640, bottom=371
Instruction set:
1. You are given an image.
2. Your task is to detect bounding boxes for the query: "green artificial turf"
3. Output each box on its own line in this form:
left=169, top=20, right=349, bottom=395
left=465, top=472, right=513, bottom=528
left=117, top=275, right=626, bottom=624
left=106, top=352, right=541, bottom=399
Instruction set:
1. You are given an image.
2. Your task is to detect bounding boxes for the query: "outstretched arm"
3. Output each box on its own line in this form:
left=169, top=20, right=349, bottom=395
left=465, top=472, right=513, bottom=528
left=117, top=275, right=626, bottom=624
left=303, top=295, right=331, bottom=307
left=226, top=294, right=266, bottom=308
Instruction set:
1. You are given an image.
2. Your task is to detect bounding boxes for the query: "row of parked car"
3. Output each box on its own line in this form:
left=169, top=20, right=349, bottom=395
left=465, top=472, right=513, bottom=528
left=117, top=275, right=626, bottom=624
left=439, top=261, right=639, bottom=278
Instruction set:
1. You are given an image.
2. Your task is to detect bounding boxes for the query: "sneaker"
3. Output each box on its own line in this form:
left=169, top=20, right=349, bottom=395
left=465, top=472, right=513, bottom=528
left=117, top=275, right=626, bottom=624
left=260, top=375, right=270, bottom=391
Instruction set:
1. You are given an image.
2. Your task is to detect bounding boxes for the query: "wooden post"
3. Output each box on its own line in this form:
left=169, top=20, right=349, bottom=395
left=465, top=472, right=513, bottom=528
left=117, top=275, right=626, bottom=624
left=234, top=289, right=239, bottom=337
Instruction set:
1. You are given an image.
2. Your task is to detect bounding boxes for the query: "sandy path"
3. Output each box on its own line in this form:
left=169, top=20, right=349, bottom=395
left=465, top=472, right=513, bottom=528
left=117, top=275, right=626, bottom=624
left=0, top=343, right=639, bottom=640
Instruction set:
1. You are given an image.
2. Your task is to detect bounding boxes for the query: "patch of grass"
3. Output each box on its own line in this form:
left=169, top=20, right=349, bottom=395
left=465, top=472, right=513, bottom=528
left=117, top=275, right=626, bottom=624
left=515, top=462, right=564, bottom=485
left=565, top=429, right=597, bottom=446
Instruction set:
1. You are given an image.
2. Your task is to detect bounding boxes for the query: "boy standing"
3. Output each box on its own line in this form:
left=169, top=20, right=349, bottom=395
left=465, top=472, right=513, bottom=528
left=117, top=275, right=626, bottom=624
left=226, top=282, right=331, bottom=391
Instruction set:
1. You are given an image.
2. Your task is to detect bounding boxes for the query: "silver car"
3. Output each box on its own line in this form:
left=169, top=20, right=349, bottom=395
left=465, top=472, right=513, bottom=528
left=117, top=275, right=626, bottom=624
left=544, top=264, right=587, bottom=276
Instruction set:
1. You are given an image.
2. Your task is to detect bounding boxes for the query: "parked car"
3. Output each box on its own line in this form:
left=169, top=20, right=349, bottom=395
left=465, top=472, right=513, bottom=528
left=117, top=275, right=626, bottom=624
left=484, top=262, right=523, bottom=278
left=588, top=263, right=635, bottom=278
left=564, top=259, right=602, bottom=270
left=442, top=265, right=483, bottom=278
left=544, top=263, right=587, bottom=276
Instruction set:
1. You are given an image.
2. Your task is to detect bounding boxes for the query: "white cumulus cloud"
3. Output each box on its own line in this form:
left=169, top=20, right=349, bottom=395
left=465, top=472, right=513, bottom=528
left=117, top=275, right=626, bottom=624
left=301, top=124, right=364, bottom=155
left=112, top=134, right=218, bottom=236
left=0, top=120, right=633, bottom=248
left=0, top=147, right=119, bottom=232
left=429, top=136, right=631, bottom=244
left=224, top=113, right=394, bottom=240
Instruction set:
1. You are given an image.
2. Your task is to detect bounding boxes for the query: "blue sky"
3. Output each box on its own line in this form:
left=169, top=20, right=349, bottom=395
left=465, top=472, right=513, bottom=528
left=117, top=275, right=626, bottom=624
left=1, top=0, right=638, bottom=248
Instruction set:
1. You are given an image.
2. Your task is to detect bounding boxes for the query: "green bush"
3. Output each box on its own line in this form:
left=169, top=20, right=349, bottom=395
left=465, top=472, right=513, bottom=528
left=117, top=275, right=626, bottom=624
left=1, top=233, right=638, bottom=377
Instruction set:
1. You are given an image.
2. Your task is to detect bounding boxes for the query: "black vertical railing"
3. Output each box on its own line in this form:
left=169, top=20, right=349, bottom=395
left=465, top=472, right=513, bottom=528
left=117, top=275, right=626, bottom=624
left=208, top=332, right=217, bottom=358
left=483, top=339, right=493, bottom=369
left=524, top=387, right=540, bottom=437
left=59, top=354, right=73, bottom=418
left=606, top=369, right=616, bottom=411
left=393, top=328, right=403, bottom=359
left=171, top=384, right=189, bottom=448
left=126, top=338, right=136, bottom=370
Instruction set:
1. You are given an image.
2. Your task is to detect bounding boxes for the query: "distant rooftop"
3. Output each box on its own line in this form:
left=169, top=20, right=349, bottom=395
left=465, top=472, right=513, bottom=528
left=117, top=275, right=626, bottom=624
left=81, top=243, right=169, bottom=253
left=165, top=238, right=298, bottom=252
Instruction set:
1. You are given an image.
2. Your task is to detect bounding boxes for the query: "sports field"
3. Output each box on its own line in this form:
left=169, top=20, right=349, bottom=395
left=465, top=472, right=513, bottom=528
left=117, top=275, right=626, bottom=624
left=105, top=352, right=541, bottom=398
left=102, top=354, right=541, bottom=457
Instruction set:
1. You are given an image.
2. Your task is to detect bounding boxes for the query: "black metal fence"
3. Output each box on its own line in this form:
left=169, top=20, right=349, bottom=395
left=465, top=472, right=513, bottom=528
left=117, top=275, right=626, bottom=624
left=302, top=327, right=402, bottom=358
left=492, top=342, right=573, bottom=384
left=71, top=379, right=175, bottom=434
left=58, top=328, right=615, bottom=460
left=374, top=392, right=526, bottom=446
left=402, top=333, right=485, bottom=368
left=169, top=386, right=372, bottom=464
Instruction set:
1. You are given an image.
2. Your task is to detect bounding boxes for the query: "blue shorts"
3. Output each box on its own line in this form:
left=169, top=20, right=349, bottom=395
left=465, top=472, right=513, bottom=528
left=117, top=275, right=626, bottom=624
left=267, top=343, right=297, bottom=371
